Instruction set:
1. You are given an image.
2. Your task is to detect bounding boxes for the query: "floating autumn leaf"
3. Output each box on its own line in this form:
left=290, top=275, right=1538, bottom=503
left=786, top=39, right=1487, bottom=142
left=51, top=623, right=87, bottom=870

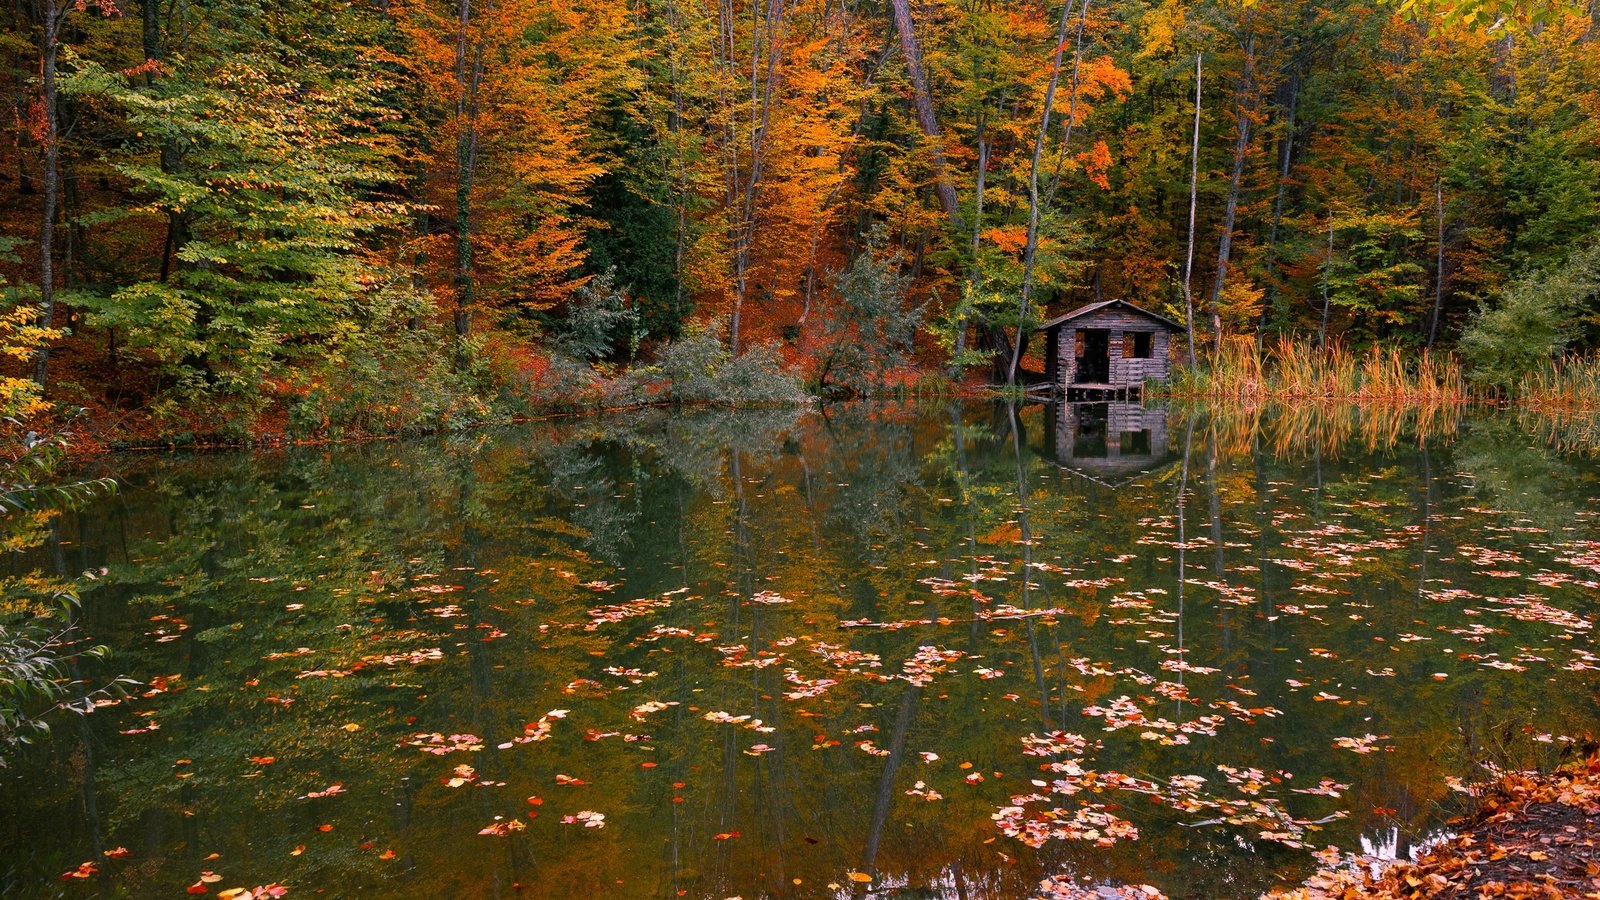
left=302, top=783, right=345, bottom=799
left=559, top=810, right=606, bottom=828
left=60, top=862, right=98, bottom=880
left=103, top=847, right=130, bottom=859
left=478, top=818, right=526, bottom=836
left=847, top=872, right=873, bottom=883
left=217, top=886, right=287, bottom=900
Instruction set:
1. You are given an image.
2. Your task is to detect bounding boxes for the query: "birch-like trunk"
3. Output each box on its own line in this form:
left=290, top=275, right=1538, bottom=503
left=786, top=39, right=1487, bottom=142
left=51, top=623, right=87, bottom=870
left=1205, top=32, right=1254, bottom=356
left=453, top=0, right=486, bottom=346
left=34, top=0, right=63, bottom=387
left=1009, top=0, right=1081, bottom=385
left=1318, top=214, right=1334, bottom=346
left=1182, top=53, right=1202, bottom=369
left=1428, top=177, right=1446, bottom=348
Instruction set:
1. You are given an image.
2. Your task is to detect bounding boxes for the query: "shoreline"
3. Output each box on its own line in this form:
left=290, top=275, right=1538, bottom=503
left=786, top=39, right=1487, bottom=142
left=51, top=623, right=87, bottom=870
left=1270, top=754, right=1600, bottom=899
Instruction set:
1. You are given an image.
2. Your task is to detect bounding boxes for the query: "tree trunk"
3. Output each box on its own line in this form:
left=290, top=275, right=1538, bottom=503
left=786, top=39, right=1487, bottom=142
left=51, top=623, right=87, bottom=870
left=1259, top=71, right=1298, bottom=336
left=729, top=0, right=787, bottom=355
left=1427, top=176, right=1446, bottom=348
left=1318, top=213, right=1333, bottom=346
left=453, top=0, right=485, bottom=348
left=951, top=119, right=988, bottom=377
left=34, top=1, right=62, bottom=387
left=1181, top=52, right=1202, bottom=369
left=889, top=0, right=961, bottom=229
left=1205, top=32, right=1255, bottom=356
left=1010, top=0, right=1081, bottom=385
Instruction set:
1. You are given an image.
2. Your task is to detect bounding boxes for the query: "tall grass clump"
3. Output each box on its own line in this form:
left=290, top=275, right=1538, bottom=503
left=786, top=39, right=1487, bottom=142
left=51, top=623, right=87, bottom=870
left=1516, top=354, right=1600, bottom=411
left=1166, top=337, right=1467, bottom=405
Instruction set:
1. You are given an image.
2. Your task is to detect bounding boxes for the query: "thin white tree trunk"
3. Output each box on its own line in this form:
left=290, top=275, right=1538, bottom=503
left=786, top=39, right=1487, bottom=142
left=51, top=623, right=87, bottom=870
left=1182, top=52, right=1202, bottom=369
left=1205, top=32, right=1254, bottom=356
left=1010, top=0, right=1082, bottom=384
left=34, top=0, right=63, bottom=386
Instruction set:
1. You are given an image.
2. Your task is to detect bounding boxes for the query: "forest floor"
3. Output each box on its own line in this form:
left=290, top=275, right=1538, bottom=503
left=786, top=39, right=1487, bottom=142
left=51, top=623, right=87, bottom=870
left=1272, top=754, right=1600, bottom=899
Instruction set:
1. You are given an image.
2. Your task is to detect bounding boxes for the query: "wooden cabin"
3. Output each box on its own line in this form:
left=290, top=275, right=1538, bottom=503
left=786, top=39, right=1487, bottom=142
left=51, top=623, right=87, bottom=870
left=1037, top=300, right=1185, bottom=397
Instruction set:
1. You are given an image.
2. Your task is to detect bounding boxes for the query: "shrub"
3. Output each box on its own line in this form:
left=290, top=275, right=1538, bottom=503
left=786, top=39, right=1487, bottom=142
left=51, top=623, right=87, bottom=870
left=814, top=237, right=921, bottom=396
left=553, top=268, right=642, bottom=362
left=646, top=321, right=805, bottom=406
left=1461, top=239, right=1600, bottom=391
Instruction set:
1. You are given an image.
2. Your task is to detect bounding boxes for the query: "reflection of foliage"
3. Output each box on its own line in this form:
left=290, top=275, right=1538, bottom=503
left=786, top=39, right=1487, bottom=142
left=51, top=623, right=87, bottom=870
left=1455, top=414, right=1585, bottom=530
left=0, top=430, right=118, bottom=760
left=3, top=403, right=1598, bottom=896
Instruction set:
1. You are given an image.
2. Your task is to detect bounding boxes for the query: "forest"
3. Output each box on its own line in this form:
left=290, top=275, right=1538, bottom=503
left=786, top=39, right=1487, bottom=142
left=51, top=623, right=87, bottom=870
left=4, top=0, right=1600, bottom=438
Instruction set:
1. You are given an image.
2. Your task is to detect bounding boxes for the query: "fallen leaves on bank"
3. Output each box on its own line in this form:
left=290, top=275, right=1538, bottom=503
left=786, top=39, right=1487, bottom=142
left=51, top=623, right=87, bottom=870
left=1267, top=752, right=1600, bottom=899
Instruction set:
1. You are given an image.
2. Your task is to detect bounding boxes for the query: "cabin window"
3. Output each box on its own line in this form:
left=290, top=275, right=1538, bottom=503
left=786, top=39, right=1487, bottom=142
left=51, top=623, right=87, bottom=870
left=1126, top=332, right=1152, bottom=358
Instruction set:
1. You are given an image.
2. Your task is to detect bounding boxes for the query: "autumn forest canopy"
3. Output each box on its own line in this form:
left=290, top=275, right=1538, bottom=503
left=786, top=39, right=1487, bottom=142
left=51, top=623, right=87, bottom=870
left=6, top=0, right=1600, bottom=435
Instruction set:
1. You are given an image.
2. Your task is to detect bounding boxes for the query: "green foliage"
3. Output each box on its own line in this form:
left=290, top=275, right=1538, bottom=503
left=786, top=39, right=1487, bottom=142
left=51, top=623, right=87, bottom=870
left=63, top=14, right=410, bottom=413
left=553, top=268, right=643, bottom=362
left=815, top=239, right=922, bottom=396
left=645, top=321, right=806, bottom=405
left=284, top=284, right=516, bottom=438
left=0, top=420, right=119, bottom=762
left=1461, top=239, right=1600, bottom=389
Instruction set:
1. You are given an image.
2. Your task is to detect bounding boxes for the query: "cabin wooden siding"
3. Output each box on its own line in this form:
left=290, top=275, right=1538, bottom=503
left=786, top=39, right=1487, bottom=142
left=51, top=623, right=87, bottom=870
left=1047, top=306, right=1174, bottom=392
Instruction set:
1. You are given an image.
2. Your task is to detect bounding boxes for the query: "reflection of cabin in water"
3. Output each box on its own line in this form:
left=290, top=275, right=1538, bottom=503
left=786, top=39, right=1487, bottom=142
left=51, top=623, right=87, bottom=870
left=1047, top=401, right=1172, bottom=487
left=1038, top=300, right=1184, bottom=397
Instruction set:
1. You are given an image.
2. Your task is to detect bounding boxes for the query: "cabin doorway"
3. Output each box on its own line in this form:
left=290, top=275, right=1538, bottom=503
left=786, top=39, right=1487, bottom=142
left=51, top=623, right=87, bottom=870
left=1075, top=329, right=1110, bottom=383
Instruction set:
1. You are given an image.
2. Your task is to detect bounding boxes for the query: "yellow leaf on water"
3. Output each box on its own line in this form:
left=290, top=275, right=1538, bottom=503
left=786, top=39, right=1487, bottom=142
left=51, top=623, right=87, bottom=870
left=848, top=872, right=873, bottom=883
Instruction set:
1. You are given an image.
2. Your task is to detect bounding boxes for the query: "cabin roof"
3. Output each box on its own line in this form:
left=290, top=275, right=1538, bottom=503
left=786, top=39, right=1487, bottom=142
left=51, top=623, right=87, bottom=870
left=1035, top=299, right=1187, bottom=333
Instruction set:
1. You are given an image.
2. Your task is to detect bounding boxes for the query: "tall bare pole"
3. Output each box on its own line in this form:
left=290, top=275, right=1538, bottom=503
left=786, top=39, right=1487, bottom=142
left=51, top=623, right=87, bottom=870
left=1182, top=52, right=1202, bottom=369
left=1009, top=0, right=1082, bottom=385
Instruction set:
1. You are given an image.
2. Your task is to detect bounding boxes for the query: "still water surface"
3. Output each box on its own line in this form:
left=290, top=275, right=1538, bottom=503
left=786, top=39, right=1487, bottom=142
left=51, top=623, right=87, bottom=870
left=2, top=401, right=1598, bottom=899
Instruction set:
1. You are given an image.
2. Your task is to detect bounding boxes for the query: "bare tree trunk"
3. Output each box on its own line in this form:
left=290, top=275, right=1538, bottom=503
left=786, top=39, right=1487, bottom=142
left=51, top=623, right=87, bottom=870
left=889, top=0, right=961, bottom=228
left=1259, top=71, right=1297, bottom=337
left=1427, top=176, right=1446, bottom=348
left=665, top=0, right=689, bottom=331
left=1182, top=52, right=1202, bottom=369
left=729, top=0, right=787, bottom=355
left=1010, top=0, right=1081, bottom=384
left=453, top=0, right=486, bottom=350
left=1205, top=32, right=1255, bottom=357
left=34, top=0, right=63, bottom=387
left=1318, top=213, right=1333, bottom=346
left=952, top=119, right=988, bottom=376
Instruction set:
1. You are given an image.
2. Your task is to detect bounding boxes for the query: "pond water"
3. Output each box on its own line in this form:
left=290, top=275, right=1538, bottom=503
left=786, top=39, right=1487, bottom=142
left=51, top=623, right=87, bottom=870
left=2, top=401, right=1598, bottom=899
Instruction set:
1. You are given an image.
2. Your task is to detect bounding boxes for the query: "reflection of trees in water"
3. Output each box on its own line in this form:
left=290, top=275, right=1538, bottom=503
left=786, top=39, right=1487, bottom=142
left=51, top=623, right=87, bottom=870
left=1456, top=413, right=1596, bottom=533
left=813, top=404, right=928, bottom=571
left=6, top=403, right=1600, bottom=897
